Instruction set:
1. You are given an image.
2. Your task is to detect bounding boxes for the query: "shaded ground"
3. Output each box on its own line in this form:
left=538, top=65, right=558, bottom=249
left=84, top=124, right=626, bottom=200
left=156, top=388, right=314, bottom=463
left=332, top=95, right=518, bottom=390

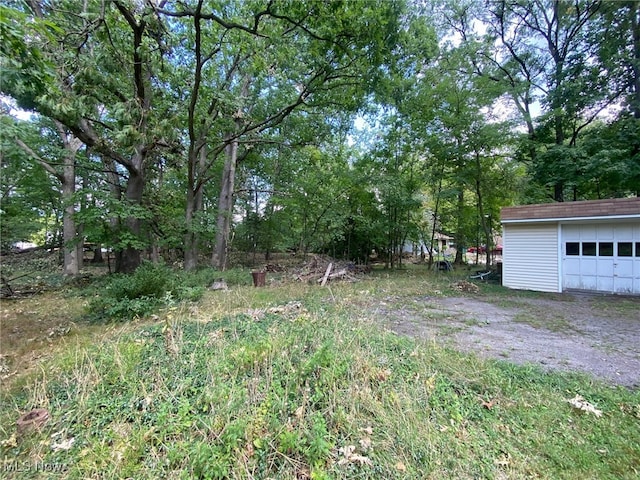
left=371, top=291, right=640, bottom=388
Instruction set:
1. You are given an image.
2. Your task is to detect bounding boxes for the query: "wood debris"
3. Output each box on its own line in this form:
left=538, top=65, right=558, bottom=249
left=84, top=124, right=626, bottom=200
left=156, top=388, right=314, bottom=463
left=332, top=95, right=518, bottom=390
left=264, top=264, right=285, bottom=272
left=250, top=254, right=371, bottom=285
left=291, top=254, right=369, bottom=284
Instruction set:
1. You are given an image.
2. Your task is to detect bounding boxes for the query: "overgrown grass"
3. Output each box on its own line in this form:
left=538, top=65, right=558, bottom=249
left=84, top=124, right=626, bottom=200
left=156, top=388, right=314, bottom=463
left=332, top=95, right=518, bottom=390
left=1, top=269, right=639, bottom=479
left=82, top=263, right=256, bottom=321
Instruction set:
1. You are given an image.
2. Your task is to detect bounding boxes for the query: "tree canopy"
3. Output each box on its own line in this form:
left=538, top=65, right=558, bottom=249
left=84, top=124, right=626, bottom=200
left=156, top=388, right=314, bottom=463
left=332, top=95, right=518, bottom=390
left=1, top=0, right=637, bottom=272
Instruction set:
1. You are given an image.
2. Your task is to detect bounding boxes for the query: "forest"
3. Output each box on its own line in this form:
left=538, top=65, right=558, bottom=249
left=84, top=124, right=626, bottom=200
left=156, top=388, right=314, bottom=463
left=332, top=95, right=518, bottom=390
left=2, top=0, right=639, bottom=274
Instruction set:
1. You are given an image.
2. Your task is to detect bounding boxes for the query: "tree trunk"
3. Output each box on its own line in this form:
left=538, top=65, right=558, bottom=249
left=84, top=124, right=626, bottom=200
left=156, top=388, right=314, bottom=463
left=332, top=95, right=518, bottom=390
left=428, top=182, right=443, bottom=269
left=91, top=245, right=104, bottom=263
left=213, top=136, right=238, bottom=270
left=117, top=167, right=144, bottom=273
left=474, top=151, right=491, bottom=267
left=62, top=167, right=79, bottom=275
left=454, top=189, right=466, bottom=265
left=59, top=125, right=82, bottom=276
left=184, top=146, right=207, bottom=271
left=15, top=125, right=83, bottom=276
left=184, top=187, right=198, bottom=271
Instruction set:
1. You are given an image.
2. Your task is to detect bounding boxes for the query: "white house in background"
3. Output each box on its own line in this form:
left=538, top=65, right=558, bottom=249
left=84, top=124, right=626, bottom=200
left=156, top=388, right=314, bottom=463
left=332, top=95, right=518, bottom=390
left=403, top=232, right=455, bottom=256
left=501, top=198, right=640, bottom=295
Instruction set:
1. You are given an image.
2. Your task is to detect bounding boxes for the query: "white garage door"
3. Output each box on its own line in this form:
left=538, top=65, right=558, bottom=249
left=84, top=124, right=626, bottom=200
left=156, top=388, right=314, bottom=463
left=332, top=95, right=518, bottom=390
left=562, top=223, right=640, bottom=294
left=503, top=224, right=560, bottom=292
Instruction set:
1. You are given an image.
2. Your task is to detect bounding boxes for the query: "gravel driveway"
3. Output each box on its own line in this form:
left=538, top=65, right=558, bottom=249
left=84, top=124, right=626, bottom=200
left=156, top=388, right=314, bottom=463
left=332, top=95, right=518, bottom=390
left=371, top=292, right=640, bottom=388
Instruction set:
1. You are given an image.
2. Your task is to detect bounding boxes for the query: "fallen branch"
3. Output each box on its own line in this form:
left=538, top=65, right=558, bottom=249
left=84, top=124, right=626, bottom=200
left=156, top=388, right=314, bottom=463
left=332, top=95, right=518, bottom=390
left=317, top=269, right=351, bottom=283
left=320, top=263, right=333, bottom=286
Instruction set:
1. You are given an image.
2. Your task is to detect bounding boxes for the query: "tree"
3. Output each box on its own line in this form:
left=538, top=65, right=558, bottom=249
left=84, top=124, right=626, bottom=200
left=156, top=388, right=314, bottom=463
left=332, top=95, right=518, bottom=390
left=0, top=110, right=59, bottom=251
left=2, top=0, right=176, bottom=273
left=15, top=119, right=84, bottom=274
left=116, top=0, right=407, bottom=270
left=478, top=0, right=622, bottom=201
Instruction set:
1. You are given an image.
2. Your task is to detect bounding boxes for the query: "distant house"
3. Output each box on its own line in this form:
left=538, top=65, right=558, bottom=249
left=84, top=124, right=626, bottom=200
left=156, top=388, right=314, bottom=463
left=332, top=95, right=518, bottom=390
left=501, top=198, right=640, bottom=295
left=403, top=232, right=455, bottom=256
left=433, top=232, right=455, bottom=253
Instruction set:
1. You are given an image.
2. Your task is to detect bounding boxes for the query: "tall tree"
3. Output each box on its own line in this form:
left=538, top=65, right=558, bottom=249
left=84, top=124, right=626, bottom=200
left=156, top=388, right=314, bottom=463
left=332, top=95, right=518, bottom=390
left=441, top=0, right=622, bottom=202
left=146, top=0, right=406, bottom=270
left=2, top=0, right=175, bottom=272
left=15, top=119, right=84, bottom=274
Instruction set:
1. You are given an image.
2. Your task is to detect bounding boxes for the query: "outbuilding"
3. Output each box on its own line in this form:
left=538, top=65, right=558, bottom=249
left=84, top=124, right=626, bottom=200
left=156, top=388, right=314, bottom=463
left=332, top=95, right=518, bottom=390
left=501, top=198, right=640, bottom=295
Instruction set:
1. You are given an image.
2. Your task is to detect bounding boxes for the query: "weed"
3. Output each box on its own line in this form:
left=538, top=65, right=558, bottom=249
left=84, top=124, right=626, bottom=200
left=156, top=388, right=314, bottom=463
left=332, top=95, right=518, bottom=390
left=513, top=311, right=576, bottom=333
left=592, top=297, right=640, bottom=318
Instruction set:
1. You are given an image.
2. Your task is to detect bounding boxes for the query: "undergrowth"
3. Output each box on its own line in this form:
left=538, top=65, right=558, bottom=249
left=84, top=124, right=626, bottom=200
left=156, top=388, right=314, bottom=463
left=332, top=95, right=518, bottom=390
left=83, top=263, right=253, bottom=321
left=1, top=274, right=639, bottom=479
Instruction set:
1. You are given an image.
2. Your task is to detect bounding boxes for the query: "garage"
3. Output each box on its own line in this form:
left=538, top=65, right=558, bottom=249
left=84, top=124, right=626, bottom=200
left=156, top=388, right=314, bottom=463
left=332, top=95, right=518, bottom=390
left=501, top=198, right=640, bottom=295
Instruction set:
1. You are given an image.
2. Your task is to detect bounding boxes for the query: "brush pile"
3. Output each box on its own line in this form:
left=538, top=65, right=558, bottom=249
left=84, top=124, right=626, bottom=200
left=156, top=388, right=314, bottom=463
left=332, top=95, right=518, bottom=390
left=291, top=254, right=371, bottom=284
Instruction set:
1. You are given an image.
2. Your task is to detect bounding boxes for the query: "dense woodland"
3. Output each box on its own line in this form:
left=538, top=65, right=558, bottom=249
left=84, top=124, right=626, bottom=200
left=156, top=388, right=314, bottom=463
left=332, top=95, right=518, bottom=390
left=1, top=0, right=639, bottom=275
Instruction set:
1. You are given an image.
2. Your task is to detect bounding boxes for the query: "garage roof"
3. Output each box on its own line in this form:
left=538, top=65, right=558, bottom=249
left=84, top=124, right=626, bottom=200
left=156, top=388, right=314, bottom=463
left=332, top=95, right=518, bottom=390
left=501, top=197, right=640, bottom=223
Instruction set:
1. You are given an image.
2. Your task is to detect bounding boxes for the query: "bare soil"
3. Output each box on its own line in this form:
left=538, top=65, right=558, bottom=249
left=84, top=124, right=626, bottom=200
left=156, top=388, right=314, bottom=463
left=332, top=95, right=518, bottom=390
left=370, top=291, right=640, bottom=388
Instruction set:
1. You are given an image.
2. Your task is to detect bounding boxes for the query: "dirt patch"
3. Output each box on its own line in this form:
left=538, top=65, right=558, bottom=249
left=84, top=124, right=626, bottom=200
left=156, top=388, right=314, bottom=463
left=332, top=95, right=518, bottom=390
left=370, top=292, right=640, bottom=388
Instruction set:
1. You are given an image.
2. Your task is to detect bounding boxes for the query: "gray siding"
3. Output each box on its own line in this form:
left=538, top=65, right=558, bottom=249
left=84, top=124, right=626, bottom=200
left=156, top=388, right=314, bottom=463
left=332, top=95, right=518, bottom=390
left=503, top=224, right=560, bottom=293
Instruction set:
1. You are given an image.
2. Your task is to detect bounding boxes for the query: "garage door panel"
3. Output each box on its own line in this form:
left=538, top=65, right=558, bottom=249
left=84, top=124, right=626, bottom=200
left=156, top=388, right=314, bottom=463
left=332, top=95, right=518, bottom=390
left=564, top=258, right=580, bottom=270
left=615, top=225, right=634, bottom=239
left=563, top=225, right=581, bottom=240
left=596, top=225, right=614, bottom=239
left=580, top=276, right=598, bottom=290
left=564, top=274, right=581, bottom=289
left=580, top=258, right=597, bottom=275
left=597, top=276, right=614, bottom=291
left=616, top=259, right=634, bottom=277
left=597, top=259, right=614, bottom=276
left=615, top=278, right=634, bottom=294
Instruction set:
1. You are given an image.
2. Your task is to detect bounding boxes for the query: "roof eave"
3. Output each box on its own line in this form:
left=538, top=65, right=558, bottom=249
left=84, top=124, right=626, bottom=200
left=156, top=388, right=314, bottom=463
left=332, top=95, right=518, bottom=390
left=501, top=214, right=640, bottom=224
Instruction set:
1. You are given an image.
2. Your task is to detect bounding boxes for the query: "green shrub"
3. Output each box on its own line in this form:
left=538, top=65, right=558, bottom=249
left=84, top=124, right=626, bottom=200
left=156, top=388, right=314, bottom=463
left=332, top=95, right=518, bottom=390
left=86, top=261, right=205, bottom=321
left=108, top=261, right=173, bottom=300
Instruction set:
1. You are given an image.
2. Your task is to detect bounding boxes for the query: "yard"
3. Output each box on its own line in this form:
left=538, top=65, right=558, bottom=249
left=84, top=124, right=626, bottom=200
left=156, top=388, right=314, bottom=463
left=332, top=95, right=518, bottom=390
left=1, top=255, right=639, bottom=479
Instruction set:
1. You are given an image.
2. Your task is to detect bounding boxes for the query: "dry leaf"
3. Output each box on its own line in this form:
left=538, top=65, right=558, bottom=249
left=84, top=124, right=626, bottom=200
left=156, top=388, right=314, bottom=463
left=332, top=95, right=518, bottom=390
left=51, top=437, right=75, bottom=452
left=246, top=441, right=255, bottom=458
left=424, top=373, right=437, bottom=393
left=349, top=454, right=373, bottom=466
left=359, top=436, right=372, bottom=451
left=245, top=309, right=265, bottom=321
left=0, top=433, right=17, bottom=448
left=395, top=461, right=407, bottom=472
left=337, top=445, right=373, bottom=466
left=481, top=398, right=497, bottom=410
left=360, top=426, right=373, bottom=435
left=338, top=445, right=356, bottom=457
left=567, top=394, right=603, bottom=417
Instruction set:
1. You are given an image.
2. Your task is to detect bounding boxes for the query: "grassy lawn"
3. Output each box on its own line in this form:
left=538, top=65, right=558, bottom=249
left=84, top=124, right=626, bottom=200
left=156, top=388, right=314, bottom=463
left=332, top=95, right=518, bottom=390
left=1, top=266, right=639, bottom=479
